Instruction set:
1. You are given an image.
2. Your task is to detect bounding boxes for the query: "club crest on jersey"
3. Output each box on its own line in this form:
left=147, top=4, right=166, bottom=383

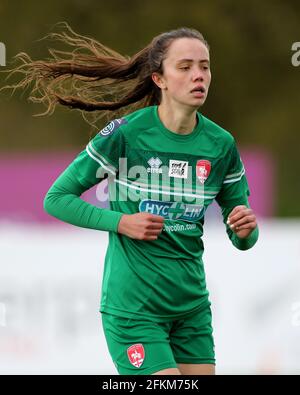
left=99, top=118, right=127, bottom=137
left=127, top=344, right=145, bottom=368
left=196, top=160, right=211, bottom=184
left=168, top=160, right=189, bottom=179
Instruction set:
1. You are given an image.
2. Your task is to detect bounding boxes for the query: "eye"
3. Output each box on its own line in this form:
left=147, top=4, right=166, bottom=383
left=180, top=66, right=190, bottom=70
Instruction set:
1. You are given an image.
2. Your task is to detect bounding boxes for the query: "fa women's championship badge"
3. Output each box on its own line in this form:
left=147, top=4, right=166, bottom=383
left=127, top=344, right=145, bottom=368
left=99, top=118, right=128, bottom=137
left=196, top=160, right=211, bottom=184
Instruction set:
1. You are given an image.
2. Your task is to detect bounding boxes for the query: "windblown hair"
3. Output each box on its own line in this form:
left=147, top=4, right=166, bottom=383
left=0, top=22, right=209, bottom=128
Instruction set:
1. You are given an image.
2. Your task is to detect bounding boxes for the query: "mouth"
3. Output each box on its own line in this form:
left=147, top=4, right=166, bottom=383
left=191, top=86, right=206, bottom=98
left=191, top=86, right=206, bottom=94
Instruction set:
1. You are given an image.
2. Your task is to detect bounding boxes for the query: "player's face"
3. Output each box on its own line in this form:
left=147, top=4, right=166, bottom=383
left=153, top=38, right=211, bottom=109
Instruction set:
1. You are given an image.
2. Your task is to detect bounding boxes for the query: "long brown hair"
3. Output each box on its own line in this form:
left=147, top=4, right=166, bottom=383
left=0, top=22, right=209, bottom=128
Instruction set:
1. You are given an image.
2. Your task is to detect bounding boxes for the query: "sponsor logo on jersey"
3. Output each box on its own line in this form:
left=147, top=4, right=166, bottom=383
left=99, top=118, right=127, bottom=137
left=127, top=344, right=144, bottom=368
left=147, top=157, right=163, bottom=174
left=168, top=160, right=189, bottom=179
left=196, top=160, right=211, bottom=184
left=139, top=199, right=204, bottom=222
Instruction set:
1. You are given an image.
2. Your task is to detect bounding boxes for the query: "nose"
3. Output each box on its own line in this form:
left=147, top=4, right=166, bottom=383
left=192, top=67, right=204, bottom=81
left=192, top=71, right=204, bottom=82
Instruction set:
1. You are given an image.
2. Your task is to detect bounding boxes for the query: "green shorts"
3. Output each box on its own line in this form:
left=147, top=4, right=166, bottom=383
left=101, top=303, right=215, bottom=375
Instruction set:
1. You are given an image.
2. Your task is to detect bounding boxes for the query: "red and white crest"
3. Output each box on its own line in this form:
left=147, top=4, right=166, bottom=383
left=196, top=160, right=211, bottom=184
left=127, top=344, right=145, bottom=368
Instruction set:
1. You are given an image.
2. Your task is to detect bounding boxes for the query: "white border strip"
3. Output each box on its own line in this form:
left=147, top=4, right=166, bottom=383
left=115, top=179, right=215, bottom=199
left=223, top=168, right=245, bottom=184
left=86, top=144, right=116, bottom=176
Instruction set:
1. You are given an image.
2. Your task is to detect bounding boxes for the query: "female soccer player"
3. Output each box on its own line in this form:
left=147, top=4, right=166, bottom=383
left=3, top=24, right=258, bottom=375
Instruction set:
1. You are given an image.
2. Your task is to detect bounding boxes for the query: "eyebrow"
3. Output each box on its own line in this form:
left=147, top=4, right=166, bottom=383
left=176, top=59, right=210, bottom=64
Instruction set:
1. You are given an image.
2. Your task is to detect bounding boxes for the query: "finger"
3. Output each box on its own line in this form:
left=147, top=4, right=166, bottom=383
left=229, top=208, right=252, bottom=222
left=228, top=209, right=252, bottom=224
left=144, top=235, right=158, bottom=241
left=144, top=229, right=163, bottom=236
left=228, top=205, right=247, bottom=219
left=149, top=214, right=165, bottom=223
left=230, top=215, right=255, bottom=228
left=234, top=222, right=257, bottom=231
left=146, top=223, right=164, bottom=230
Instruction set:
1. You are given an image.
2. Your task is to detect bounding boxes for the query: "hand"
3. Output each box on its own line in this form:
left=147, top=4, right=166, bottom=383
left=117, top=212, right=164, bottom=241
left=227, top=205, right=257, bottom=239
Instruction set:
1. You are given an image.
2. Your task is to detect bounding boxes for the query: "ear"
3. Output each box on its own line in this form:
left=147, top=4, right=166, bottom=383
left=152, top=72, right=166, bottom=90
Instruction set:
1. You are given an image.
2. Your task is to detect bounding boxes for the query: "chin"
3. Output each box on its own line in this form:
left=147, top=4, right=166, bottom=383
left=176, top=97, right=206, bottom=110
left=194, top=98, right=206, bottom=108
left=189, top=99, right=205, bottom=109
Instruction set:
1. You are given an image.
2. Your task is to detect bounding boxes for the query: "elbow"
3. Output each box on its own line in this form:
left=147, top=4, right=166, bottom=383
left=43, top=191, right=54, bottom=216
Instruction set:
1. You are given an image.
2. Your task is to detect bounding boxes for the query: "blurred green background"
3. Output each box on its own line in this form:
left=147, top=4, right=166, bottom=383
left=0, top=0, right=299, bottom=216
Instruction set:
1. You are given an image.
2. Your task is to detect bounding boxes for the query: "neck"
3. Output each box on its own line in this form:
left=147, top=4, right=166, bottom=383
left=157, top=102, right=198, bottom=135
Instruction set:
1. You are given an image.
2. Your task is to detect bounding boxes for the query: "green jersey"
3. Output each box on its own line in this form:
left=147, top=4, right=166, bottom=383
left=44, top=105, right=258, bottom=322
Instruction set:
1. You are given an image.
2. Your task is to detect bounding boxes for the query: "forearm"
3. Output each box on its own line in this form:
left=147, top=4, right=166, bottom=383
left=228, top=225, right=259, bottom=251
left=43, top=162, right=123, bottom=233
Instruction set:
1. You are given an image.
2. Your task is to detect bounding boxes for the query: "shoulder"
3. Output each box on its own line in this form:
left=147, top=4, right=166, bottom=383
left=96, top=118, right=128, bottom=138
left=123, top=105, right=154, bottom=124
left=201, top=114, right=236, bottom=149
left=122, top=106, right=154, bottom=137
left=96, top=106, right=154, bottom=140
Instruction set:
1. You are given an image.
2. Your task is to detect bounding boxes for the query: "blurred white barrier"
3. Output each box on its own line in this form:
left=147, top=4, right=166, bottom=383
left=0, top=219, right=299, bottom=374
